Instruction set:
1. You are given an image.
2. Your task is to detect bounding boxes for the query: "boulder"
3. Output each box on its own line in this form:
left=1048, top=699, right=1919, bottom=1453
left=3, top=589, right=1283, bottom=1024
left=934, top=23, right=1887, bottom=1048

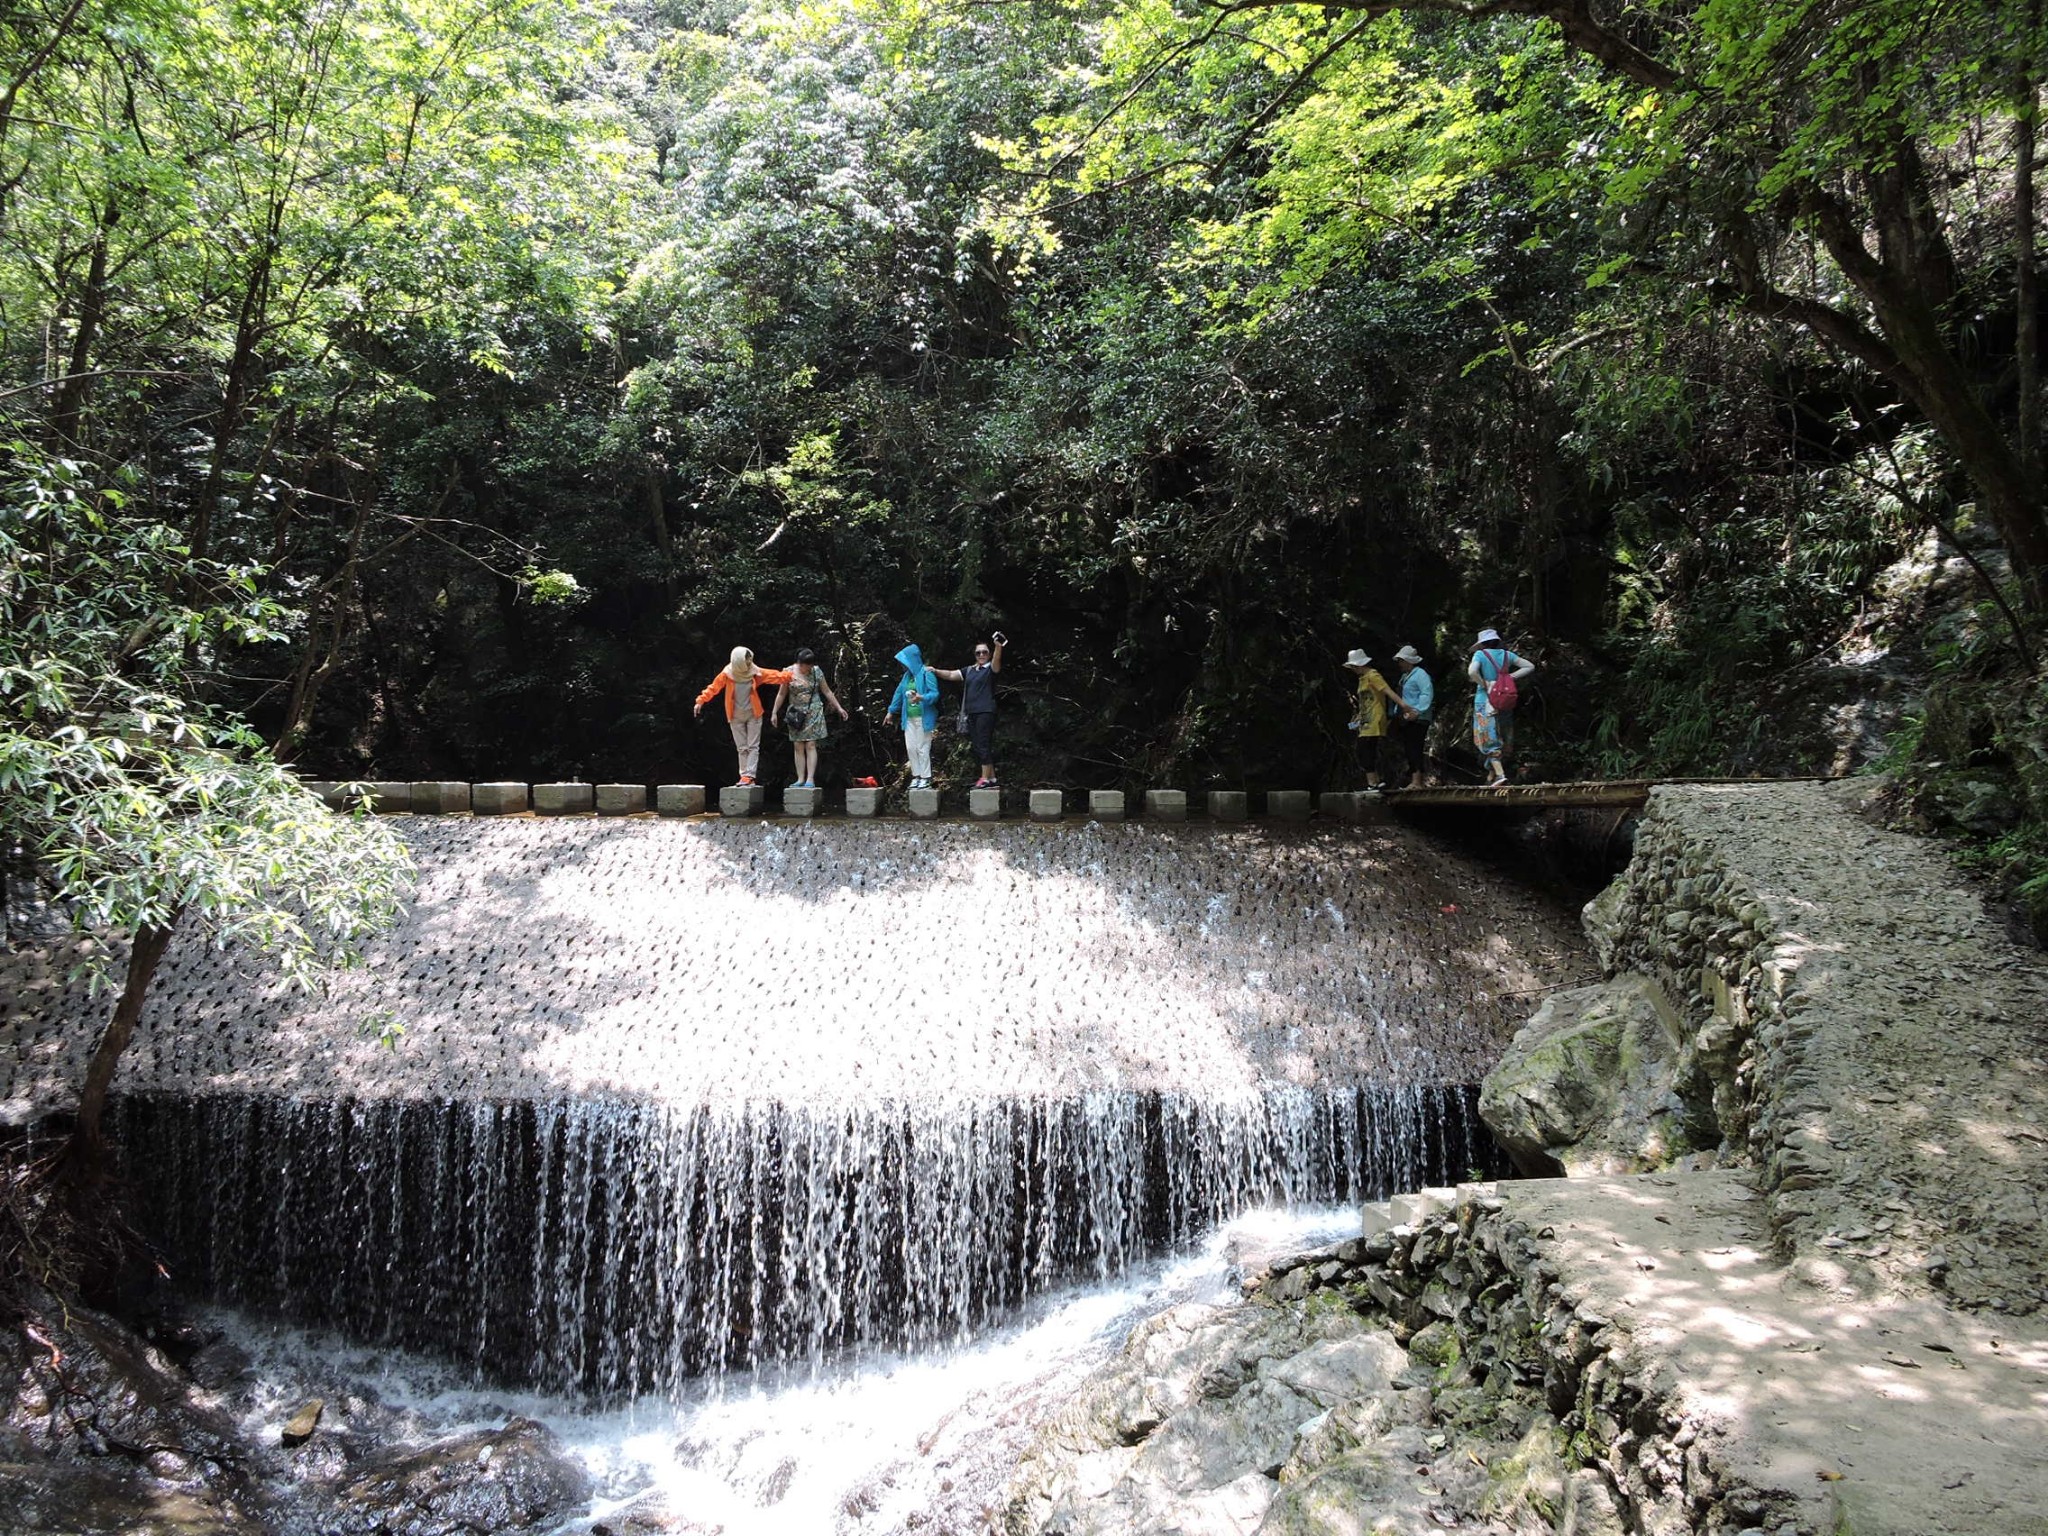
left=1581, top=878, right=1630, bottom=973
left=330, top=1416, right=591, bottom=1536
left=1256, top=1436, right=1447, bottom=1536
left=590, top=1489, right=722, bottom=1534
left=1918, top=767, right=2023, bottom=838
left=0, top=1461, right=264, bottom=1534
left=1479, top=975, right=1704, bottom=1176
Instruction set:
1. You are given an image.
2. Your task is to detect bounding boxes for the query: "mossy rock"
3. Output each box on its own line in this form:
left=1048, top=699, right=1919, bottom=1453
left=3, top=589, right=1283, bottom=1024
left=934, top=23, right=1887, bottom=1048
left=1407, top=1320, right=1459, bottom=1372
left=1480, top=1419, right=1569, bottom=1526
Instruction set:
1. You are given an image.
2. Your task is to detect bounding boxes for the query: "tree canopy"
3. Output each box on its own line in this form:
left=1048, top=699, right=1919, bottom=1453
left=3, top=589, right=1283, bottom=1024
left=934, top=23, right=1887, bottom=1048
left=0, top=0, right=2040, bottom=806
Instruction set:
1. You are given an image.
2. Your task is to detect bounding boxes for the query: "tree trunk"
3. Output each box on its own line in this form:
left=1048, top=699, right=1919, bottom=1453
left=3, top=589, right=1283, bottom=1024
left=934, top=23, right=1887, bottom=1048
left=69, top=919, right=179, bottom=1166
left=47, top=196, right=119, bottom=447
left=2019, top=76, right=2041, bottom=491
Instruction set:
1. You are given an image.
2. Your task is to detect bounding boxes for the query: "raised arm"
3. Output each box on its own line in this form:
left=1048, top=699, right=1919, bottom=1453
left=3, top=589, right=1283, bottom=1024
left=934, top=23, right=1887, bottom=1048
left=930, top=666, right=964, bottom=682
left=990, top=632, right=1006, bottom=673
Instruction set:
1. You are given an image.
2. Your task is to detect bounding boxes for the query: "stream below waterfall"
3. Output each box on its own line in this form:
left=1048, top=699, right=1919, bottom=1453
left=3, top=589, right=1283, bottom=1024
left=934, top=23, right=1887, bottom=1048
left=212, top=1205, right=1362, bottom=1536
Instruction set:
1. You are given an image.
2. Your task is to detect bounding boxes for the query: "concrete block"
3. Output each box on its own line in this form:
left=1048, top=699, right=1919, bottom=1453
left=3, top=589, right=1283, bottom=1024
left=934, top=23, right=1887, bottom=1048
left=1029, top=789, right=1063, bottom=821
left=1319, top=791, right=1361, bottom=824
left=656, top=784, right=706, bottom=817
left=1267, top=789, right=1312, bottom=821
left=845, top=787, right=883, bottom=818
left=968, top=788, right=1002, bottom=819
left=907, top=787, right=940, bottom=819
left=365, top=781, right=411, bottom=813
left=782, top=786, right=821, bottom=818
left=1207, top=790, right=1248, bottom=822
left=300, top=781, right=338, bottom=806
left=410, top=781, right=470, bottom=815
left=1144, top=789, right=1188, bottom=821
left=719, top=785, right=766, bottom=817
left=471, top=782, right=528, bottom=815
left=1088, top=790, right=1126, bottom=821
left=534, top=782, right=594, bottom=816
left=596, top=784, right=646, bottom=816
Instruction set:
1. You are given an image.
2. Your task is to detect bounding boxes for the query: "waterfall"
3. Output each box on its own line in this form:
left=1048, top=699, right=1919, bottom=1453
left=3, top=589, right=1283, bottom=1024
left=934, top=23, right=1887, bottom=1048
left=24, top=817, right=1586, bottom=1404
left=112, top=1084, right=1492, bottom=1403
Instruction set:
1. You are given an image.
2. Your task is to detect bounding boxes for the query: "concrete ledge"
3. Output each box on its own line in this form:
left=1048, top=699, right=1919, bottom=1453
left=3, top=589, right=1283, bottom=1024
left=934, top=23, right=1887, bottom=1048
left=365, top=782, right=412, bottom=813
left=301, top=781, right=338, bottom=806
left=907, top=788, right=940, bottom=819
left=845, top=787, right=882, bottom=818
left=1029, top=789, right=1063, bottom=822
left=596, top=784, right=646, bottom=816
left=968, top=788, right=1002, bottom=819
left=411, top=781, right=471, bottom=815
left=471, top=782, right=528, bottom=815
left=1267, top=790, right=1311, bottom=821
left=1318, top=791, right=1360, bottom=824
left=1088, top=790, right=1125, bottom=822
left=535, top=782, right=595, bottom=816
left=783, top=786, right=821, bottom=818
left=719, top=785, right=766, bottom=817
left=656, top=784, right=706, bottom=817
left=1207, top=791, right=1248, bottom=823
left=1144, top=789, right=1187, bottom=821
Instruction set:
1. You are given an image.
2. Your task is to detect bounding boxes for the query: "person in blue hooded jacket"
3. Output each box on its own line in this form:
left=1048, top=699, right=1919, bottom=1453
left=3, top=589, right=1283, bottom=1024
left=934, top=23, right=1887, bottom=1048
left=884, top=643, right=942, bottom=789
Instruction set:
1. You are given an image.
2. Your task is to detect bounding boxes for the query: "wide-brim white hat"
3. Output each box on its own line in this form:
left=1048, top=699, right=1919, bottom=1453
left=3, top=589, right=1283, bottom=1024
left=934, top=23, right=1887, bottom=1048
left=1344, top=648, right=1371, bottom=668
left=1474, top=628, right=1501, bottom=646
left=1394, top=645, right=1423, bottom=664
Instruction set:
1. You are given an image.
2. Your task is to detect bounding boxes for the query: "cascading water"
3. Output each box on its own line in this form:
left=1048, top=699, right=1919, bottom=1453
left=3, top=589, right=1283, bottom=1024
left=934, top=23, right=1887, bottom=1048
left=11, top=817, right=1583, bottom=1416
left=111, top=1084, right=1490, bottom=1400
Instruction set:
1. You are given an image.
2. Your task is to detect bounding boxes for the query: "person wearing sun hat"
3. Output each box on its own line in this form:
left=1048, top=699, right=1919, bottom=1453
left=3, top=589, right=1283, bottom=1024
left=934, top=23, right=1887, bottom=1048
left=693, top=645, right=792, bottom=786
left=1392, top=644, right=1435, bottom=787
left=1342, top=648, right=1403, bottom=791
left=1467, top=627, right=1535, bottom=788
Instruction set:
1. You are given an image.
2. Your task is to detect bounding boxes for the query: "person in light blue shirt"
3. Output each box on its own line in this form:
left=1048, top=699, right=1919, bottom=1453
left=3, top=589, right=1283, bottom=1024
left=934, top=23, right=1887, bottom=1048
left=1393, top=644, right=1435, bottom=787
left=884, top=644, right=942, bottom=789
left=1468, top=627, right=1535, bottom=787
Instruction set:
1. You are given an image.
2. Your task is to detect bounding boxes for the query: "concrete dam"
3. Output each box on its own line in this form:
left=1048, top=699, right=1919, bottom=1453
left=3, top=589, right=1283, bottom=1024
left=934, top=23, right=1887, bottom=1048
left=4, top=817, right=1585, bottom=1401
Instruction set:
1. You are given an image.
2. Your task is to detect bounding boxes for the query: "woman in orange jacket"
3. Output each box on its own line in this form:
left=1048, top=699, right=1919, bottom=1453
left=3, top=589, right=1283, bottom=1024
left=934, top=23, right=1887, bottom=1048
left=693, top=646, right=791, bottom=785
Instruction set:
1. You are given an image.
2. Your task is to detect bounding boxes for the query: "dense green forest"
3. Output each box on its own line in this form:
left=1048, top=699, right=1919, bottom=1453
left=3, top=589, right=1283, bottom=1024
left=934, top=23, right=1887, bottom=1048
left=5, top=0, right=2047, bottom=940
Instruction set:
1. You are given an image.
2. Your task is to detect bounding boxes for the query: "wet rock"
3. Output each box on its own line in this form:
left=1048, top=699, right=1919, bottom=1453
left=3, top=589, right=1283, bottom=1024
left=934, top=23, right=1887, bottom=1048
left=590, top=1489, right=722, bottom=1534
left=1479, top=974, right=1706, bottom=1176
left=6, top=1295, right=250, bottom=1482
left=184, top=1338, right=254, bottom=1392
left=328, top=1416, right=592, bottom=1536
left=0, top=1459, right=264, bottom=1533
left=283, top=1399, right=324, bottom=1446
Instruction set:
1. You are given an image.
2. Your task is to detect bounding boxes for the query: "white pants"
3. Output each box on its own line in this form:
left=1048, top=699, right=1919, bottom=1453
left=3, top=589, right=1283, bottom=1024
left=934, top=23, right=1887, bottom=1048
left=903, top=719, right=933, bottom=778
left=729, top=715, right=762, bottom=778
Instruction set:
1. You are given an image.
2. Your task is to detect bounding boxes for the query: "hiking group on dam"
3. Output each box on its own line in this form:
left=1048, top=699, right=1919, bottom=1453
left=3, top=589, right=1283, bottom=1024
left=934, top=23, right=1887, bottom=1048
left=695, top=628, right=1535, bottom=793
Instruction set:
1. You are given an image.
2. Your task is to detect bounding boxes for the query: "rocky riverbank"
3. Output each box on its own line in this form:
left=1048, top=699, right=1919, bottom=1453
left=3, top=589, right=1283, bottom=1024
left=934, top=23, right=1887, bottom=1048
left=1003, top=782, right=2048, bottom=1536
left=0, top=1281, right=593, bottom=1535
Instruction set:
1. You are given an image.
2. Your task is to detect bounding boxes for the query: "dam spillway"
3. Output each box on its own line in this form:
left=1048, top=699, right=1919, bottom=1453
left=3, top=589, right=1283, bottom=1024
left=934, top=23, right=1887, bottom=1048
left=5, top=818, right=1584, bottom=1397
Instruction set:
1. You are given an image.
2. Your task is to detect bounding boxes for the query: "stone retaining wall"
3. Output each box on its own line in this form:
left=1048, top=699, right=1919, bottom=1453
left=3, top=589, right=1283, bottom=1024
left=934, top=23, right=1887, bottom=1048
left=1232, top=1182, right=1768, bottom=1536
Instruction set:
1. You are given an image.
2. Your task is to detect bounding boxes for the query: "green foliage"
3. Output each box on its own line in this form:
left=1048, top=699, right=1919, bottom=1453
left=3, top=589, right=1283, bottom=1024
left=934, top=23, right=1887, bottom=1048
left=0, top=444, right=412, bottom=991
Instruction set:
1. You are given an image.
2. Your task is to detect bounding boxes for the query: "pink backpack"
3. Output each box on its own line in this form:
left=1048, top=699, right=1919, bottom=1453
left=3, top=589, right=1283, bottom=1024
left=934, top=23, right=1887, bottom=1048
left=1483, top=649, right=1518, bottom=712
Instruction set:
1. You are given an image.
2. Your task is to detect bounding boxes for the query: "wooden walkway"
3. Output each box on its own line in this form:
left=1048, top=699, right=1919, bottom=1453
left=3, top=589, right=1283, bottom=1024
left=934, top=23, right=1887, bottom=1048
left=1387, top=776, right=1837, bottom=811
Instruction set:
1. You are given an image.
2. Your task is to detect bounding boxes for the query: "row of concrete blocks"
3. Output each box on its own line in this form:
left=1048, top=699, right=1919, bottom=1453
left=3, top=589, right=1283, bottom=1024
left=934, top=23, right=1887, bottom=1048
left=301, top=782, right=1388, bottom=823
